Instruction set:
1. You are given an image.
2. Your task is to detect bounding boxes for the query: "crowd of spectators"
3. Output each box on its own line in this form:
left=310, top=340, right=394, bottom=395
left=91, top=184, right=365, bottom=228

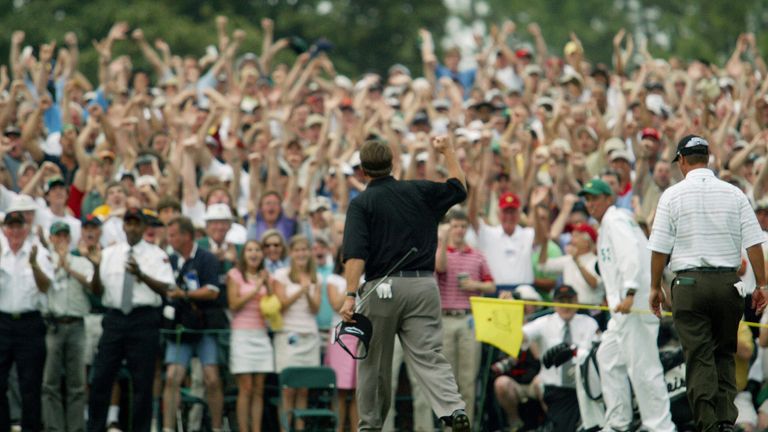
left=3, top=13, right=768, bottom=432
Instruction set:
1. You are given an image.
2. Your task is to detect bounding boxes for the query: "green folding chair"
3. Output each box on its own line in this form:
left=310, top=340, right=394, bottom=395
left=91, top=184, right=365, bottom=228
left=279, top=366, right=338, bottom=431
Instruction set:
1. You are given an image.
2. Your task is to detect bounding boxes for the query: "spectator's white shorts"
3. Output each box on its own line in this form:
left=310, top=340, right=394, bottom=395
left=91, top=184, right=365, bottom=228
left=736, top=390, right=758, bottom=426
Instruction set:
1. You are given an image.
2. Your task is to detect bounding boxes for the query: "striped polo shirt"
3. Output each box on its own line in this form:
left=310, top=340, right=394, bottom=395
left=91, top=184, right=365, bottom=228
left=648, top=168, right=766, bottom=272
left=436, top=245, right=494, bottom=311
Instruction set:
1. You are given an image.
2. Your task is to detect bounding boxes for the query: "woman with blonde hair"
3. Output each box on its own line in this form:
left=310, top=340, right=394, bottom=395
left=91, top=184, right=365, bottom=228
left=227, top=239, right=274, bottom=431
left=260, top=229, right=289, bottom=274
left=272, top=235, right=322, bottom=431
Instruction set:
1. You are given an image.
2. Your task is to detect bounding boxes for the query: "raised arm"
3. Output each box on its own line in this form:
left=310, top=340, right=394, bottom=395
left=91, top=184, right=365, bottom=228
left=432, top=134, right=466, bottom=188
left=131, top=28, right=169, bottom=78
left=10, top=31, right=24, bottom=81
left=21, top=96, right=50, bottom=162
left=35, top=41, right=56, bottom=97
left=247, top=152, right=263, bottom=218
left=527, top=23, right=548, bottom=68
left=63, top=32, right=80, bottom=78
left=549, top=194, right=579, bottom=241
left=419, top=28, right=438, bottom=88
left=180, top=136, right=201, bottom=208
left=74, top=108, right=100, bottom=168
left=612, top=29, right=627, bottom=77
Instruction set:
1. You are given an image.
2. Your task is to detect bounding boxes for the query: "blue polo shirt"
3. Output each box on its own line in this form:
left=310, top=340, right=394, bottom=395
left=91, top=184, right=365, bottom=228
left=170, top=244, right=222, bottom=309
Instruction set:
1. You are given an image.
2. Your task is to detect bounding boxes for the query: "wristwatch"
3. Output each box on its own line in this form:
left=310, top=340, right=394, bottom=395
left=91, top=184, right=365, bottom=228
left=345, top=291, right=357, bottom=298
left=626, top=289, right=637, bottom=296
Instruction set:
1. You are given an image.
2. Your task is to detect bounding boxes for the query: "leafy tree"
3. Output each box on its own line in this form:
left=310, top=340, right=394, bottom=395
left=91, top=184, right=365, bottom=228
left=478, top=0, right=766, bottom=67
left=0, top=0, right=448, bottom=84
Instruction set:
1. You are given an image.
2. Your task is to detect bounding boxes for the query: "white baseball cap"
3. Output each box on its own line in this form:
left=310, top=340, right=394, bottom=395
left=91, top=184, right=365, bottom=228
left=309, top=196, right=332, bottom=213
left=203, top=203, right=233, bottom=221
left=515, top=284, right=542, bottom=301
left=136, top=175, right=159, bottom=191
left=7, top=194, right=38, bottom=213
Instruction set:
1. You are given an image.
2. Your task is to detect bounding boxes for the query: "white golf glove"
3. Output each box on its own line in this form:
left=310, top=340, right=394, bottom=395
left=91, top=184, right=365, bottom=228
left=376, top=280, right=393, bottom=299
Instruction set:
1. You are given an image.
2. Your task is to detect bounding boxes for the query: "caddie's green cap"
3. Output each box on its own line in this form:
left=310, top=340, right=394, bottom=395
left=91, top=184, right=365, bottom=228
left=578, top=179, right=613, bottom=197
left=50, top=221, right=71, bottom=235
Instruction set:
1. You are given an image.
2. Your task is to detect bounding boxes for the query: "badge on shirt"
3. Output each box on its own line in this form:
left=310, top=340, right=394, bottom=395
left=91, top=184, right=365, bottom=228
left=599, top=247, right=613, bottom=263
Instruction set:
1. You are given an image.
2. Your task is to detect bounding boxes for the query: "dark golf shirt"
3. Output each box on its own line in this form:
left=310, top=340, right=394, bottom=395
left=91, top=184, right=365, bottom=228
left=343, top=175, right=467, bottom=280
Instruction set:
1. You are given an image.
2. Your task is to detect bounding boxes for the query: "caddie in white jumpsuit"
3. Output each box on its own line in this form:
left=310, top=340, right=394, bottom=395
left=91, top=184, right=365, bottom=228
left=579, top=179, right=675, bottom=432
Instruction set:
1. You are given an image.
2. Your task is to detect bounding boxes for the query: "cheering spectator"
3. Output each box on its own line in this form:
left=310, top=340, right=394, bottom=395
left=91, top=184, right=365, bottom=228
left=261, top=228, right=289, bottom=274
left=163, top=216, right=224, bottom=432
left=227, top=239, right=274, bottom=432
left=436, top=209, right=495, bottom=422
left=247, top=191, right=297, bottom=242
left=272, top=235, right=321, bottom=431
left=0, top=208, right=53, bottom=432
left=42, top=221, right=94, bottom=432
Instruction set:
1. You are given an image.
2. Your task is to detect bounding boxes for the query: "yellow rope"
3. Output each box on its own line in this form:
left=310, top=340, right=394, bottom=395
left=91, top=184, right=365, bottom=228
left=490, top=298, right=768, bottom=329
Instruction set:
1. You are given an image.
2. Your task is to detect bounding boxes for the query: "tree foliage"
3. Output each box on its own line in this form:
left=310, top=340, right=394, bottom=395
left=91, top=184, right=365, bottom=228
left=0, top=0, right=766, bottom=86
left=481, top=0, right=767, bottom=68
left=0, top=0, right=447, bottom=83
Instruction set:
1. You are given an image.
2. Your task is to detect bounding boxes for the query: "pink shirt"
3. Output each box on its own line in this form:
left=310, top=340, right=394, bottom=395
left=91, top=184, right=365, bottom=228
left=436, top=245, right=494, bottom=311
left=227, top=268, right=267, bottom=330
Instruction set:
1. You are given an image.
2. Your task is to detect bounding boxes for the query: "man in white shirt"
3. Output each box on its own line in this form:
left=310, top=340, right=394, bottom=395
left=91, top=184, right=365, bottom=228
left=39, top=176, right=81, bottom=249
left=99, top=182, right=128, bottom=247
left=580, top=179, right=675, bottom=432
left=649, top=135, right=767, bottom=432
left=0, top=209, right=53, bottom=432
left=86, top=208, right=175, bottom=432
left=42, top=221, right=94, bottom=432
left=468, top=191, right=536, bottom=291
left=522, top=285, right=599, bottom=431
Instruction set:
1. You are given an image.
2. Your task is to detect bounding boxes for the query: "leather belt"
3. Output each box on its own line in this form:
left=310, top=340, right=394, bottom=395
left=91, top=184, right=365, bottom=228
left=677, top=267, right=738, bottom=273
left=106, top=306, right=158, bottom=316
left=392, top=270, right=433, bottom=278
left=0, top=311, right=41, bottom=320
left=52, top=316, right=84, bottom=324
left=442, top=309, right=470, bottom=317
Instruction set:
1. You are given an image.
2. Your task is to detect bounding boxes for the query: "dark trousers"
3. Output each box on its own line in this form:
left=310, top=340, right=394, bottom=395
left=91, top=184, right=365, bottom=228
left=672, top=270, right=743, bottom=432
left=87, top=308, right=160, bottom=432
left=542, top=385, right=580, bottom=431
left=0, top=312, right=46, bottom=432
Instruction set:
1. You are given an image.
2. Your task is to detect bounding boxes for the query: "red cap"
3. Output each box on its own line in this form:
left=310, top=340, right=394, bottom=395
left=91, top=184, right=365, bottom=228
left=515, top=48, right=532, bottom=59
left=498, top=192, right=521, bottom=210
left=340, top=97, right=353, bottom=109
left=641, top=127, right=661, bottom=141
left=571, top=223, right=597, bottom=243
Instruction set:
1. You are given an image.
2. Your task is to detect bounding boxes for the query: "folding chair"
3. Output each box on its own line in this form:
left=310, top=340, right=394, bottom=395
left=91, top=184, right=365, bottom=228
left=279, top=366, right=338, bottom=432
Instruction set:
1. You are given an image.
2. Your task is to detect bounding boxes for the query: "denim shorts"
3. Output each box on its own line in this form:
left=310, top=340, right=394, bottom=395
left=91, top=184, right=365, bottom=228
left=165, top=334, right=219, bottom=366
